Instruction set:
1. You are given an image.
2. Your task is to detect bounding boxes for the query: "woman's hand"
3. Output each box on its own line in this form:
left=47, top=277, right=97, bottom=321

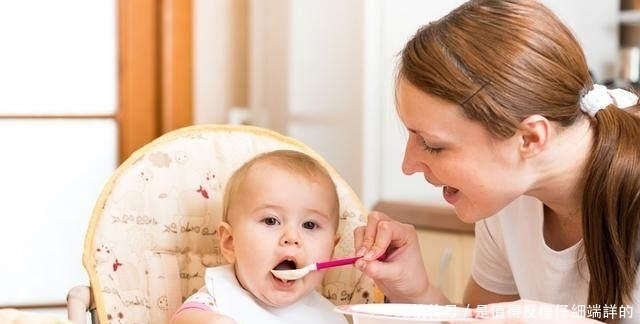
left=354, top=211, right=437, bottom=303
left=448, top=300, right=603, bottom=324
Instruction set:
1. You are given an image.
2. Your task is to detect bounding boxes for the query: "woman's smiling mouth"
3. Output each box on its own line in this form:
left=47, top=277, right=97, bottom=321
left=443, top=185, right=460, bottom=204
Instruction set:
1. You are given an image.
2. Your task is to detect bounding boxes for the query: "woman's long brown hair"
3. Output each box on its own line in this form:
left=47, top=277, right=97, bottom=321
left=398, top=1, right=640, bottom=322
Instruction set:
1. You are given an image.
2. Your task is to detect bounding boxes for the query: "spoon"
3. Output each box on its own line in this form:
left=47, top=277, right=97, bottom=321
left=271, top=253, right=386, bottom=281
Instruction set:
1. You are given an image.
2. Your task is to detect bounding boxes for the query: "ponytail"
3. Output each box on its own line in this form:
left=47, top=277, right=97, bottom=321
left=582, top=107, right=640, bottom=323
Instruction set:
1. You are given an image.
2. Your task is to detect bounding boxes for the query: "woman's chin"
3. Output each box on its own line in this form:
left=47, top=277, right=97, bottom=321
left=454, top=204, right=494, bottom=223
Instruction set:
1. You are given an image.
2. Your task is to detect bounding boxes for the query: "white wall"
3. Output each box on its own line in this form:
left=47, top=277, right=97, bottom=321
left=247, top=0, right=367, bottom=204
left=542, top=0, right=618, bottom=82
left=193, top=0, right=248, bottom=124
left=195, top=0, right=619, bottom=209
left=377, top=1, right=469, bottom=207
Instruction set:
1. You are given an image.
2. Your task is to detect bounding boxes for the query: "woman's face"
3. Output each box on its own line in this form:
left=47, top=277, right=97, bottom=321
left=396, top=78, right=530, bottom=222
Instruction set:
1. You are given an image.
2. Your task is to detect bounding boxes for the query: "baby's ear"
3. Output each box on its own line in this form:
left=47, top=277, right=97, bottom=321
left=218, top=222, right=236, bottom=263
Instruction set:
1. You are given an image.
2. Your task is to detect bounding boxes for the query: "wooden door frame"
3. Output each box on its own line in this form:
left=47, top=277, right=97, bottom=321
left=117, top=0, right=193, bottom=163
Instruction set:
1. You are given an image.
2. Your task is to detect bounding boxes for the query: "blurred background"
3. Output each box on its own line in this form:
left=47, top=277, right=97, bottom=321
left=0, top=0, right=627, bottom=316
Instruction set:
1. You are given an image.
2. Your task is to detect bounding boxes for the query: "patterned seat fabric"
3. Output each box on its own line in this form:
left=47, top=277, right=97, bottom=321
left=83, top=124, right=382, bottom=324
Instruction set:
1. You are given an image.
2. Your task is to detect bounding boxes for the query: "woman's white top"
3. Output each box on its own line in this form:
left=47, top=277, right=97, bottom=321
left=472, top=196, right=639, bottom=322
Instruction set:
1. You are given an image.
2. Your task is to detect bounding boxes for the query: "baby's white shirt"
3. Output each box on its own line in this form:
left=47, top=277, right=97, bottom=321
left=200, top=264, right=348, bottom=324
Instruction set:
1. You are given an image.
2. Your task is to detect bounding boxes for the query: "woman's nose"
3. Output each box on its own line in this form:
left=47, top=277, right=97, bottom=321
left=402, top=141, right=421, bottom=175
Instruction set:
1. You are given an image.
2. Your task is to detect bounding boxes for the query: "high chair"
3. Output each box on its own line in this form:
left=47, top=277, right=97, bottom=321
left=67, top=124, right=382, bottom=324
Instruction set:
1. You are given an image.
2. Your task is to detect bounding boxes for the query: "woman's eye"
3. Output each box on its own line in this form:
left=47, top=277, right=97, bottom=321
left=418, top=137, right=443, bottom=154
left=422, top=143, right=443, bottom=154
left=302, top=221, right=317, bottom=230
left=263, top=216, right=280, bottom=226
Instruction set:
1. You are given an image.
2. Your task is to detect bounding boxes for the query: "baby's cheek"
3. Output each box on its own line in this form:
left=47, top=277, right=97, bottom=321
left=305, top=271, right=327, bottom=290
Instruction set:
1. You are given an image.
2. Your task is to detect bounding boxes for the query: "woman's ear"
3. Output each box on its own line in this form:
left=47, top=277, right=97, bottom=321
left=518, top=115, right=551, bottom=158
left=218, top=221, right=236, bottom=263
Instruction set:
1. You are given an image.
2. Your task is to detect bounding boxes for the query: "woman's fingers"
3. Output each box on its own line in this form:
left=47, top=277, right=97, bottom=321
left=353, top=225, right=370, bottom=257
left=355, top=211, right=390, bottom=257
left=355, top=210, right=418, bottom=261
left=353, top=211, right=432, bottom=303
left=367, top=217, right=413, bottom=260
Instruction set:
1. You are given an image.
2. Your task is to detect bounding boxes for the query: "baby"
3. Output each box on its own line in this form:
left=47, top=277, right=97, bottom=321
left=170, top=149, right=348, bottom=324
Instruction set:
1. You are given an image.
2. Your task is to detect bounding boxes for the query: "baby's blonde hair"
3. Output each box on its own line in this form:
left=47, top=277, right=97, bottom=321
left=221, top=150, right=340, bottom=229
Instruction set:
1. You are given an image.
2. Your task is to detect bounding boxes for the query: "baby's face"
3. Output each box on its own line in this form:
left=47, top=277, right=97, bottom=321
left=223, top=162, right=339, bottom=308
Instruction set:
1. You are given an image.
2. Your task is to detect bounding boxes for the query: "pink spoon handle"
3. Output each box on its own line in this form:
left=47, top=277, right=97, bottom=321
left=315, top=253, right=387, bottom=270
left=316, top=256, right=361, bottom=270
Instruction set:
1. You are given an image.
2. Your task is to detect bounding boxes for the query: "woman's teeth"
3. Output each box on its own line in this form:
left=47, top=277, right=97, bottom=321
left=444, top=185, right=459, bottom=194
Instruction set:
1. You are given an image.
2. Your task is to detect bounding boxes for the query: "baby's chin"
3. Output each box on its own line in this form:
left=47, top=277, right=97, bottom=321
left=256, top=289, right=309, bottom=308
left=235, top=265, right=327, bottom=308
left=257, top=278, right=324, bottom=308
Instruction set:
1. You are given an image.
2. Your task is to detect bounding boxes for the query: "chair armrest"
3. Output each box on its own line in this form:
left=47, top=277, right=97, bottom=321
left=66, top=285, right=94, bottom=324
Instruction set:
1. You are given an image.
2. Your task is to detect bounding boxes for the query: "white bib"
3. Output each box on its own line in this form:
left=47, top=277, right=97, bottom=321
left=205, top=265, right=348, bottom=324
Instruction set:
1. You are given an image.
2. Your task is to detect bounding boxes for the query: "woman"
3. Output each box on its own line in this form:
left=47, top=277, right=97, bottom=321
left=354, top=1, right=640, bottom=323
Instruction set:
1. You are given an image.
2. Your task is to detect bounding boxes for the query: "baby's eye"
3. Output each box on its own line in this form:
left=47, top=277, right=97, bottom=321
left=302, top=221, right=318, bottom=230
left=263, top=216, right=280, bottom=226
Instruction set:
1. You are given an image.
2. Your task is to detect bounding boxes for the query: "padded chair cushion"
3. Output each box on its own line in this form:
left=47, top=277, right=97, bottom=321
left=0, top=309, right=73, bottom=324
left=83, top=125, right=381, bottom=324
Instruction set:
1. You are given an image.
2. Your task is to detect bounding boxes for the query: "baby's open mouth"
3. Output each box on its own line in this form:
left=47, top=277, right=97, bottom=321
left=273, top=259, right=297, bottom=271
left=272, top=259, right=298, bottom=283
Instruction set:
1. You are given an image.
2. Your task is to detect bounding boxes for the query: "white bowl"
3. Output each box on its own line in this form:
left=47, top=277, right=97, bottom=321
left=335, top=303, right=475, bottom=324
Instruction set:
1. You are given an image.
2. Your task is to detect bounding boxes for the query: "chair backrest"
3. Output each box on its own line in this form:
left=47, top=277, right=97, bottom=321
left=82, top=124, right=381, bottom=324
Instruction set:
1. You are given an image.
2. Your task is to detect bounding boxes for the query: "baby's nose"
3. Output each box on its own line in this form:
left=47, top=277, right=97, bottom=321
left=281, top=237, right=300, bottom=246
left=280, top=229, right=301, bottom=246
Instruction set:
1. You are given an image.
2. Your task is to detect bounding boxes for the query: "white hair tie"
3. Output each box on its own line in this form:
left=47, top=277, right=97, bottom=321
left=579, top=84, right=638, bottom=117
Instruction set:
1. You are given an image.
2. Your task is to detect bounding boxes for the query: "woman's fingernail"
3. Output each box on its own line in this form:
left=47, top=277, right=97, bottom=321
left=357, top=247, right=367, bottom=257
